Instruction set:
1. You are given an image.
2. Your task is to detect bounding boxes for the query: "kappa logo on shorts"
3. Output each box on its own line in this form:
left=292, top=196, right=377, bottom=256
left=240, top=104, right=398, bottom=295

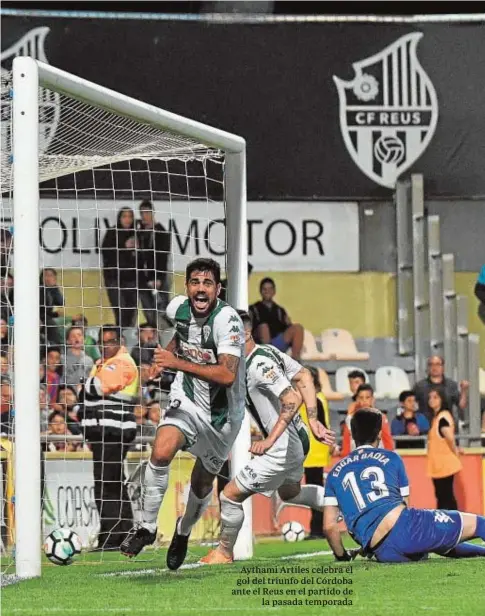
left=333, top=32, right=438, bottom=189
left=434, top=511, right=454, bottom=524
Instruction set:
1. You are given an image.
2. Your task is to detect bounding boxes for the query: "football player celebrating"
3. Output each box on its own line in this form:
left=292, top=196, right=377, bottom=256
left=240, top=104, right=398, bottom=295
left=121, top=258, right=245, bottom=570
left=323, top=408, right=485, bottom=563
left=200, top=311, right=335, bottom=565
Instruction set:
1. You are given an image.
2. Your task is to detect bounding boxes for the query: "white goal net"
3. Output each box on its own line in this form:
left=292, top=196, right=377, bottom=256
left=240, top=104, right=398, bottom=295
left=1, top=58, right=248, bottom=576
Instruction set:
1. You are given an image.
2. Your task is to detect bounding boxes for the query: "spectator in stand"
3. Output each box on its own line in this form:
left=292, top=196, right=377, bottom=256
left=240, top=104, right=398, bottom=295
left=249, top=277, right=304, bottom=360
left=391, top=391, right=430, bottom=449
left=413, top=355, right=469, bottom=423
left=475, top=264, right=485, bottom=325
left=101, top=207, right=138, bottom=329
left=347, top=370, right=366, bottom=399
left=44, top=411, right=76, bottom=453
left=136, top=200, right=171, bottom=328
left=130, top=323, right=159, bottom=367
left=70, top=314, right=101, bottom=362
left=427, top=387, right=462, bottom=510
left=341, top=384, right=394, bottom=456
left=63, top=326, right=94, bottom=390
left=40, top=268, right=64, bottom=345
left=0, top=377, right=12, bottom=436
left=44, top=347, right=62, bottom=406
left=54, top=385, right=82, bottom=436
left=299, top=366, right=332, bottom=540
left=219, top=262, right=253, bottom=303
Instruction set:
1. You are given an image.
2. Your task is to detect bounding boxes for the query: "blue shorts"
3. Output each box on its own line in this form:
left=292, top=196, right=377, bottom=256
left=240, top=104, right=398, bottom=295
left=373, top=508, right=463, bottom=563
left=271, top=332, right=290, bottom=352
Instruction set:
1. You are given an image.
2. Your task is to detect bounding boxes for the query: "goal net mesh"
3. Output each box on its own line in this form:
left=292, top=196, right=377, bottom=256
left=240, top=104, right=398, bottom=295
left=1, top=68, right=232, bottom=569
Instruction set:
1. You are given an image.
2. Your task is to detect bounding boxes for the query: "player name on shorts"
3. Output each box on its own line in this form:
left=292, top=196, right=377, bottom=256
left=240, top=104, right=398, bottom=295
left=331, top=450, right=390, bottom=477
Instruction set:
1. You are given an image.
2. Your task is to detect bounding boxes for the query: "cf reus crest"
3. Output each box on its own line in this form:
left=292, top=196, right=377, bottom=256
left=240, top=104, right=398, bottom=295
left=333, top=33, right=438, bottom=189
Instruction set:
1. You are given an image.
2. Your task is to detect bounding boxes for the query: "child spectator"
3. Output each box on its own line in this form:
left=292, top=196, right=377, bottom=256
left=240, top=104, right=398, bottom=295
left=44, top=347, right=62, bottom=406
left=341, top=383, right=394, bottom=455
left=391, top=390, right=429, bottom=449
left=70, top=314, right=101, bottom=362
left=63, top=326, right=94, bottom=389
left=427, top=387, right=462, bottom=510
left=45, top=410, right=76, bottom=453
left=54, top=385, right=82, bottom=435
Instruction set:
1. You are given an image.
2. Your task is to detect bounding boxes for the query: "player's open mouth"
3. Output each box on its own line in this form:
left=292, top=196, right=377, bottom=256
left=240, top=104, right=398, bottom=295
left=193, top=295, right=209, bottom=311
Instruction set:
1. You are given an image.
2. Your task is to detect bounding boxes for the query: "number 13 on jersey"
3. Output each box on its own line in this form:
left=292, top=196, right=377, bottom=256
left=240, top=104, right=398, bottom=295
left=342, top=466, right=390, bottom=511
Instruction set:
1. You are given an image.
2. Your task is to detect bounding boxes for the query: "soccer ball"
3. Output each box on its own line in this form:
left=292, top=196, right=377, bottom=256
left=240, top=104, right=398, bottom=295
left=281, top=521, right=305, bottom=543
left=44, top=528, right=82, bottom=565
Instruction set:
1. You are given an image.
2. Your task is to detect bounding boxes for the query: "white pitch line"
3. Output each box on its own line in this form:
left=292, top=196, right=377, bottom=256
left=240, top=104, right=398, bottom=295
left=98, top=549, right=334, bottom=578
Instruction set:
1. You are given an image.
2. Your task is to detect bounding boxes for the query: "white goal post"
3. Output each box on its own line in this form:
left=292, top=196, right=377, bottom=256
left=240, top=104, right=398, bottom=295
left=10, top=55, right=251, bottom=578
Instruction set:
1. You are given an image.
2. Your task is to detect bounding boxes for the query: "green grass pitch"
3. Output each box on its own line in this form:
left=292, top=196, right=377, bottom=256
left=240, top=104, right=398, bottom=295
left=2, top=537, right=484, bottom=615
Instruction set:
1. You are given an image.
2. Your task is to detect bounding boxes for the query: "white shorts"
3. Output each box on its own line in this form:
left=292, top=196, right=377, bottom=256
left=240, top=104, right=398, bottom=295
left=160, top=405, right=242, bottom=475
left=235, top=442, right=305, bottom=494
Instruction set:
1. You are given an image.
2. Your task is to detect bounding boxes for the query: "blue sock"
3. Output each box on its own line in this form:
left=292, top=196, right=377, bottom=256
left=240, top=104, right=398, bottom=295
left=475, top=515, right=485, bottom=541
left=445, top=542, right=485, bottom=558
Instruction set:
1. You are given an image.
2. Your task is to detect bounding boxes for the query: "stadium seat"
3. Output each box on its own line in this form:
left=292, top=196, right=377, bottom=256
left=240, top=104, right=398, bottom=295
left=479, top=367, right=485, bottom=396
left=374, top=366, right=411, bottom=399
left=318, top=368, right=345, bottom=401
left=335, top=365, right=370, bottom=396
left=320, top=328, right=370, bottom=361
left=299, top=329, right=332, bottom=361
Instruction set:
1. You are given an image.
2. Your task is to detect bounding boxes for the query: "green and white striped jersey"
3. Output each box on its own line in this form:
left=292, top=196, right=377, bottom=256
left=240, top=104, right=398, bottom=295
left=246, top=344, right=309, bottom=455
left=166, top=295, right=245, bottom=428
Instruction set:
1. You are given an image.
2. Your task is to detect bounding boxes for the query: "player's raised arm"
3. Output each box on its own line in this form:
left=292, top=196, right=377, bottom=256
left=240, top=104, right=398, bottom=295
left=292, top=367, right=335, bottom=447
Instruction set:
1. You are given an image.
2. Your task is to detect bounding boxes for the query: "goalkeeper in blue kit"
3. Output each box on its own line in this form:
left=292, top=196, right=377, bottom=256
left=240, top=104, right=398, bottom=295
left=323, top=408, right=485, bottom=563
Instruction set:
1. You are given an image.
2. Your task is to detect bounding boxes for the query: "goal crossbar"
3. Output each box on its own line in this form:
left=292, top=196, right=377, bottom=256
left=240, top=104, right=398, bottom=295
left=10, top=56, right=250, bottom=578
left=37, top=61, right=246, bottom=155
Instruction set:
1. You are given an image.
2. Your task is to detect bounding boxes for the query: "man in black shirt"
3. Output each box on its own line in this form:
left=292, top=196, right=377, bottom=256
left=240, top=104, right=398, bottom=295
left=136, top=200, right=171, bottom=329
left=413, top=355, right=469, bottom=422
left=249, top=277, right=304, bottom=360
